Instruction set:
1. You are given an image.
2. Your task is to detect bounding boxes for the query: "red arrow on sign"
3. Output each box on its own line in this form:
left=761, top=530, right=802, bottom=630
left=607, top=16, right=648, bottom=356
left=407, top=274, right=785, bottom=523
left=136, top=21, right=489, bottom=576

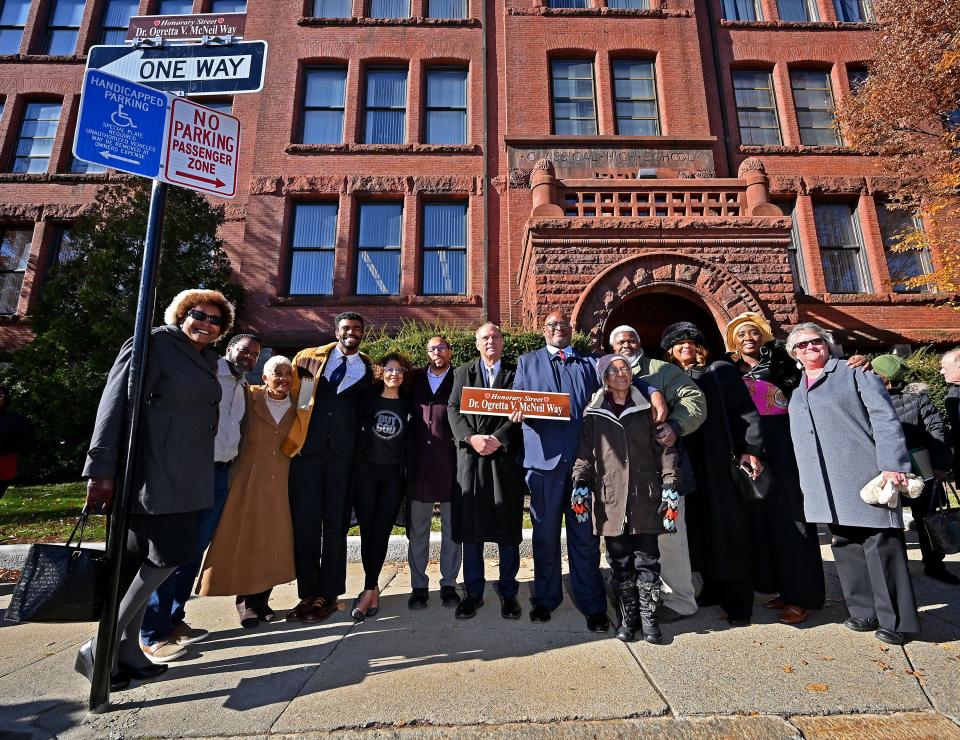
left=175, top=171, right=226, bottom=188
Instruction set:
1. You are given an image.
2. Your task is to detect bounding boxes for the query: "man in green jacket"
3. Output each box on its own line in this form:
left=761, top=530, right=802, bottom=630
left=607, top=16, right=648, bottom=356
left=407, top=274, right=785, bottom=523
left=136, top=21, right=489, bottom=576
left=609, top=325, right=707, bottom=619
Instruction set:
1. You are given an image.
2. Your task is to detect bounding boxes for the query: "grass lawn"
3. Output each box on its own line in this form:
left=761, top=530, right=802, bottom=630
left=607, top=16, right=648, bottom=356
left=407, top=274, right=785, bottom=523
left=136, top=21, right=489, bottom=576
left=1, top=481, right=535, bottom=543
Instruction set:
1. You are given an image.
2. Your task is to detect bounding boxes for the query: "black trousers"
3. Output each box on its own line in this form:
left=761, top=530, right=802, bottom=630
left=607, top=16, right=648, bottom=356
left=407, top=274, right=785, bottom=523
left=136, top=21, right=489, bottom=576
left=354, top=462, right=404, bottom=591
left=905, top=482, right=946, bottom=567
left=604, top=532, right=661, bottom=585
left=288, top=448, right=352, bottom=601
left=829, top=524, right=920, bottom=633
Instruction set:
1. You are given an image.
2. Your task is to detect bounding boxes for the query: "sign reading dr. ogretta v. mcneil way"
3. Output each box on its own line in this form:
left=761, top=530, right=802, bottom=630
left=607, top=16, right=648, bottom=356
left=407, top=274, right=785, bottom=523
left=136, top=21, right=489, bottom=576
left=460, top=388, right=571, bottom=421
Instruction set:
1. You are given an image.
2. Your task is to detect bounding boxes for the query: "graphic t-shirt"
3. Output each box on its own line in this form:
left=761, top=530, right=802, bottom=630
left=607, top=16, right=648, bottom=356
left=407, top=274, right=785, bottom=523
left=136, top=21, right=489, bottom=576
left=362, top=395, right=408, bottom=466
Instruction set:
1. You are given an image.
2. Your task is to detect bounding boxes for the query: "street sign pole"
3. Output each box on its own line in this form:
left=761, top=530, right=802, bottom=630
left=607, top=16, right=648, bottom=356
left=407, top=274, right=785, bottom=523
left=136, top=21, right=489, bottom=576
left=89, top=180, right=169, bottom=712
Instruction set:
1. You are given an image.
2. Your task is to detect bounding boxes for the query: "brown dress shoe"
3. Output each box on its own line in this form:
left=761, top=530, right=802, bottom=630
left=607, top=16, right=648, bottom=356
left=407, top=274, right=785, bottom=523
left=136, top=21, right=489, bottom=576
left=302, top=597, right=339, bottom=623
left=286, top=597, right=315, bottom=621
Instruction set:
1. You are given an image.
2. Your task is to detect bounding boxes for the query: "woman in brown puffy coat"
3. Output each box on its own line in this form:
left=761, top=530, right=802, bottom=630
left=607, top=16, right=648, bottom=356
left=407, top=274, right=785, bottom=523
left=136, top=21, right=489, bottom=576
left=572, top=354, right=678, bottom=644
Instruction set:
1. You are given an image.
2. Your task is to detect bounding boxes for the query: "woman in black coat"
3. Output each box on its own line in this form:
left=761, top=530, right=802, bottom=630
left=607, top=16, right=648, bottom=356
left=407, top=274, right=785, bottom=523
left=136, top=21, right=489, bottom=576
left=662, top=321, right=765, bottom=626
left=75, top=288, right=233, bottom=692
left=0, top=385, right=35, bottom=499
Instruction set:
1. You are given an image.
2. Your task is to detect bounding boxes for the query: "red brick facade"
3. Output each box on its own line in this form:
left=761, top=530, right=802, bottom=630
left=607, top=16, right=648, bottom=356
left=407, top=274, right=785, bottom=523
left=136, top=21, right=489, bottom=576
left=1, top=0, right=957, bottom=355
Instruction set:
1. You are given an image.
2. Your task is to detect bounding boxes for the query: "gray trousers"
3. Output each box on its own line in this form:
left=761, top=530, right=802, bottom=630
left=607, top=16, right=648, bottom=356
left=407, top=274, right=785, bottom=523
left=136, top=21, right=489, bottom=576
left=407, top=500, right=462, bottom=589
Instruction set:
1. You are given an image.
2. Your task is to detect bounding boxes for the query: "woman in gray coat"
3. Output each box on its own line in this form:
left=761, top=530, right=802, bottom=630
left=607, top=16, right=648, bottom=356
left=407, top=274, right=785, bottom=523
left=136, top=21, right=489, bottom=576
left=787, top=322, right=919, bottom=645
left=75, top=288, right=233, bottom=691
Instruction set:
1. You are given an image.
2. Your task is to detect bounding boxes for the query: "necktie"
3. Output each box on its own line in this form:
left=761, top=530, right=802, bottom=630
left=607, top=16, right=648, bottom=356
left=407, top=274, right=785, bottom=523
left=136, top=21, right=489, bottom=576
left=329, top=355, right=348, bottom=390
left=488, top=366, right=497, bottom=388
left=558, top=349, right=568, bottom=363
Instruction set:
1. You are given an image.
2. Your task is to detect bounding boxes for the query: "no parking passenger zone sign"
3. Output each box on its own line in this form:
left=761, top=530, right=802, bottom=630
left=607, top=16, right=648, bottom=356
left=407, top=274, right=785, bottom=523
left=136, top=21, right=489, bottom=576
left=163, top=97, right=238, bottom=197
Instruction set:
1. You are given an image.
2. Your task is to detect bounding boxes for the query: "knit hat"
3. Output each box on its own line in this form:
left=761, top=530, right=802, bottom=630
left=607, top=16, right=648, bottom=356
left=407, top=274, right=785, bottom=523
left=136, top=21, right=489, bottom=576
left=724, top=312, right=774, bottom=353
left=595, top=353, right=630, bottom=384
left=872, top=354, right=908, bottom=384
left=660, top=321, right=706, bottom=351
left=608, top=324, right=640, bottom=343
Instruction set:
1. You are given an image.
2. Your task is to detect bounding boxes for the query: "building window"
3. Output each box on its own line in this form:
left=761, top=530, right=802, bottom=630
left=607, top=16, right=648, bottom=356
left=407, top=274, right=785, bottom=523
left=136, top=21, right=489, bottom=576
left=12, top=102, right=62, bottom=173
left=834, top=0, right=873, bottom=22
left=877, top=204, right=933, bottom=293
left=777, top=0, right=817, bottom=21
left=733, top=70, right=781, bottom=145
left=427, top=0, right=466, bottom=17
left=0, top=227, right=31, bottom=314
left=779, top=200, right=808, bottom=293
left=815, top=202, right=870, bottom=293
left=425, top=68, right=467, bottom=145
left=612, top=59, right=659, bottom=136
left=0, top=0, right=30, bottom=54
left=722, top=0, right=762, bottom=21
left=302, top=67, right=346, bottom=144
left=551, top=60, right=597, bottom=135
left=71, top=156, right=106, bottom=174
left=791, top=70, right=840, bottom=146
left=356, top=202, right=402, bottom=295
left=313, top=0, right=351, bottom=16
left=422, top=202, right=466, bottom=295
left=158, top=1, right=193, bottom=13
left=364, top=68, right=407, bottom=145
left=198, top=99, right=232, bottom=114
left=289, top=203, right=337, bottom=295
left=847, top=66, right=868, bottom=94
left=608, top=0, right=650, bottom=7
left=52, top=227, right=77, bottom=266
left=548, top=0, right=589, bottom=8
left=45, top=0, right=85, bottom=55
left=210, top=0, right=246, bottom=10
left=100, top=0, right=138, bottom=45
left=370, top=0, right=410, bottom=18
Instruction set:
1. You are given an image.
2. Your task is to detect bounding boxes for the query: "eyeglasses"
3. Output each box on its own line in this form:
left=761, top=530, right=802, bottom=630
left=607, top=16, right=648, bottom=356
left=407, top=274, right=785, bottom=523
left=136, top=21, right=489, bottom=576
left=187, top=308, right=223, bottom=327
left=793, top=338, right=825, bottom=351
left=426, top=344, right=449, bottom=353
left=383, top=367, right=405, bottom=374
left=606, top=366, right=632, bottom=376
left=545, top=321, right=571, bottom=331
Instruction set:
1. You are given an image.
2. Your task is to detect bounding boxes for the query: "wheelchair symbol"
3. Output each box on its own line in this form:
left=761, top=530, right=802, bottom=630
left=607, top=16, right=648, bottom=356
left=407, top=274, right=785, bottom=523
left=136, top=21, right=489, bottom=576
left=110, top=105, right=137, bottom=129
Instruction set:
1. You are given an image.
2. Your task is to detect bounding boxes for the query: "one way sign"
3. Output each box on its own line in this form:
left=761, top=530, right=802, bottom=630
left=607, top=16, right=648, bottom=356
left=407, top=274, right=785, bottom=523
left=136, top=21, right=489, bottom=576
left=87, top=41, right=267, bottom=96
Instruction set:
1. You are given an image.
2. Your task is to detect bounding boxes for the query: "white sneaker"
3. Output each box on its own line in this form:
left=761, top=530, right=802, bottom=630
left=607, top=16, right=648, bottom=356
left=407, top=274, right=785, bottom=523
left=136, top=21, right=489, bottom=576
left=170, top=622, right=209, bottom=646
left=141, top=639, right=187, bottom=664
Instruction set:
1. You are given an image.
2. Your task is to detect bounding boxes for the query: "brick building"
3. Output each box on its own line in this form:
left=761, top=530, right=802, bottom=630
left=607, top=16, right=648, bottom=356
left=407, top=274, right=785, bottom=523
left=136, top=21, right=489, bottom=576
left=0, top=0, right=956, bottom=356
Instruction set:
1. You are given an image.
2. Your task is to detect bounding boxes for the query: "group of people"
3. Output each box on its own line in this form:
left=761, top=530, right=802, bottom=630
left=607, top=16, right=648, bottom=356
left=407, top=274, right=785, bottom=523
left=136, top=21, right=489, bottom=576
left=71, top=287, right=960, bottom=692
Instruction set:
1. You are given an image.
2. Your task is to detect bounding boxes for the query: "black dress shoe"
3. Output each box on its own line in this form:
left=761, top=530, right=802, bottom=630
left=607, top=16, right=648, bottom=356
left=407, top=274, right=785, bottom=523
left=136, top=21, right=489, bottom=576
left=441, top=586, right=461, bottom=608
left=74, top=639, right=131, bottom=691
left=844, top=616, right=880, bottom=632
left=118, top=661, right=169, bottom=680
left=529, top=604, right=551, bottom=623
left=875, top=628, right=906, bottom=646
left=408, top=588, right=429, bottom=610
left=924, top=565, right=960, bottom=585
left=455, top=594, right=483, bottom=619
left=586, top=612, right=610, bottom=633
left=500, top=596, right=522, bottom=620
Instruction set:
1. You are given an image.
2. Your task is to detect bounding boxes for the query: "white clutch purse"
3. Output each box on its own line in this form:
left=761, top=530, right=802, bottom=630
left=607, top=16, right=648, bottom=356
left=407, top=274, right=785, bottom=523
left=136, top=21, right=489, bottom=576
left=859, top=473, right=925, bottom=509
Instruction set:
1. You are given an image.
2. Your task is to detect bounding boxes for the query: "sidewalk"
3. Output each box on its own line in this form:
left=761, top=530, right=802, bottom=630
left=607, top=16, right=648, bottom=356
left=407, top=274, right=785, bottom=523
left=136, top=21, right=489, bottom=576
left=1, top=538, right=958, bottom=739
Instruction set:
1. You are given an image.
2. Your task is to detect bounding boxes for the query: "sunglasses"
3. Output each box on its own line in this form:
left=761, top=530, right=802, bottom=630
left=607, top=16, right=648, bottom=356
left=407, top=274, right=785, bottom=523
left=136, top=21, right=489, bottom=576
left=383, top=367, right=405, bottom=374
left=187, top=308, right=223, bottom=327
left=793, top=338, right=825, bottom=351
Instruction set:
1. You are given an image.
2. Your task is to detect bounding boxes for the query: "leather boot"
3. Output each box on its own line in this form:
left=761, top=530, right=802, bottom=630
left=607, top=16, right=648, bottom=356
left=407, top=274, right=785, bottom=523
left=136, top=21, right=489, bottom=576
left=614, top=579, right=641, bottom=642
left=637, top=579, right=663, bottom=644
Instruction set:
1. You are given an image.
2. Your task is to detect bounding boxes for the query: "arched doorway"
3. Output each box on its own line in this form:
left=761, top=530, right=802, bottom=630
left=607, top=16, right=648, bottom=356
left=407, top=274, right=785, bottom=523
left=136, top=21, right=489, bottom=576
left=602, top=289, right=727, bottom=359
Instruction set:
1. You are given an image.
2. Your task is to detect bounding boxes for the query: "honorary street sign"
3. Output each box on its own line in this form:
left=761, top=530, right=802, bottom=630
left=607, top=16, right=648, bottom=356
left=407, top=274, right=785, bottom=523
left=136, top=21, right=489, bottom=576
left=73, top=70, right=171, bottom=178
left=87, top=41, right=268, bottom=96
left=161, top=97, right=239, bottom=198
left=459, top=388, right=571, bottom=421
left=126, top=12, right=246, bottom=43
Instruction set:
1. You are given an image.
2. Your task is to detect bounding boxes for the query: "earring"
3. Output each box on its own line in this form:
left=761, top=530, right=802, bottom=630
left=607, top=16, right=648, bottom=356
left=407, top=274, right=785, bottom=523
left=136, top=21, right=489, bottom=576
left=796, top=360, right=803, bottom=370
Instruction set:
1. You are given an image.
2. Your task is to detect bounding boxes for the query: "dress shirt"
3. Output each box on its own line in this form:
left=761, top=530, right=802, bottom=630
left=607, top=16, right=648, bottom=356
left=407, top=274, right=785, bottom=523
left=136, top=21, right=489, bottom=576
left=323, top=346, right=366, bottom=393
left=426, top=366, right=451, bottom=394
left=480, top=360, right=502, bottom=388
left=215, top=357, right=247, bottom=463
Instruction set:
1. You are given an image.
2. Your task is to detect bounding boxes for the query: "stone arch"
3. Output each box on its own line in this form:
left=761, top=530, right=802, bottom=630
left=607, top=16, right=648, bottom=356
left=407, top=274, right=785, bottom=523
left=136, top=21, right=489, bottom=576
left=571, top=251, right=764, bottom=347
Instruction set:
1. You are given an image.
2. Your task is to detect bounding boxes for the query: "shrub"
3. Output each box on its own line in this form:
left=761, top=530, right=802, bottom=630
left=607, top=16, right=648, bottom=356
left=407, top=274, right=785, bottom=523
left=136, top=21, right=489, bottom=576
left=901, top=347, right=951, bottom=416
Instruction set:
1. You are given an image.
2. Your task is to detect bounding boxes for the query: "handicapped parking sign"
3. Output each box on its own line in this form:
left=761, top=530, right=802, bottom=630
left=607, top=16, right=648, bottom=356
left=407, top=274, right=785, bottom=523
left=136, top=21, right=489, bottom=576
left=73, top=69, right=171, bottom=178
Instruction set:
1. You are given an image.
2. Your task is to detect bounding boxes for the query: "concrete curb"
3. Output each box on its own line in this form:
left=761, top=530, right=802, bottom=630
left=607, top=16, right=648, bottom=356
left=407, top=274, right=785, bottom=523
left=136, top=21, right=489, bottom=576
left=0, top=530, right=561, bottom=570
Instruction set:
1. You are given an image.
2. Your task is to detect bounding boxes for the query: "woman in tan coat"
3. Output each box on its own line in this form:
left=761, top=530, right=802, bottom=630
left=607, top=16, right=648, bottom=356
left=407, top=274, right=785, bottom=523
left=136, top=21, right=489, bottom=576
left=199, top=355, right=297, bottom=627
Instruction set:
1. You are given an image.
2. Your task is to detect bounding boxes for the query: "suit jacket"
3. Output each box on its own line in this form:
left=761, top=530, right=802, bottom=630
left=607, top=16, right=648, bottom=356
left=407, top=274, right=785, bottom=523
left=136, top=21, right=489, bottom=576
left=512, top=346, right=599, bottom=471
left=408, top=366, right=456, bottom=503
left=947, top=385, right=960, bottom=476
left=447, top=359, right=524, bottom=544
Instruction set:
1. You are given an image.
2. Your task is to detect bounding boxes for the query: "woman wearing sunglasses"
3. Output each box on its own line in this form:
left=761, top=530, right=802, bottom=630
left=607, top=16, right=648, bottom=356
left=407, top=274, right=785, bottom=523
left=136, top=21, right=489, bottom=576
left=787, top=322, right=919, bottom=646
left=76, top=288, right=233, bottom=691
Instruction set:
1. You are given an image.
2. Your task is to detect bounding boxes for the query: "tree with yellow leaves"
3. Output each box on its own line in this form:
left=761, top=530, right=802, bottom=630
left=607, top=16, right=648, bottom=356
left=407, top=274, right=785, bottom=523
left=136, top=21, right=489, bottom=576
left=837, top=0, right=960, bottom=294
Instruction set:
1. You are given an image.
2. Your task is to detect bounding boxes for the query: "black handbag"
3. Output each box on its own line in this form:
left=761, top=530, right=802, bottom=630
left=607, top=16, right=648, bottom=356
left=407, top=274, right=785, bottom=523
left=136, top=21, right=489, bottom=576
left=711, top=369, right=773, bottom=503
left=924, top=481, right=960, bottom=555
left=4, top=513, right=108, bottom=623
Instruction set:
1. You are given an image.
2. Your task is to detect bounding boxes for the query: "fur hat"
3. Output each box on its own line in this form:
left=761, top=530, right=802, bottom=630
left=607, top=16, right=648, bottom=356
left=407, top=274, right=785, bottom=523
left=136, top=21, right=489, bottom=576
left=660, top=321, right=706, bottom=351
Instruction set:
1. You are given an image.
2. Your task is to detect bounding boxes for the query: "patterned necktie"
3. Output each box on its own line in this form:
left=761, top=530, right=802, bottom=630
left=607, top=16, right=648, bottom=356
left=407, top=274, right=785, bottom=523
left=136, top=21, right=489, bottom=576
left=488, top=366, right=497, bottom=388
left=558, top=349, right=568, bottom=363
left=328, top=355, right=348, bottom=390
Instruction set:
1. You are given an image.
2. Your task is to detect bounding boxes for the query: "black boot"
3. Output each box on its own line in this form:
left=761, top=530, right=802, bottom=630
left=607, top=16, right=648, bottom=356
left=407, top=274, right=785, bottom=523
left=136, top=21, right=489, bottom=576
left=637, top=579, right=662, bottom=644
left=614, top=579, right=641, bottom=642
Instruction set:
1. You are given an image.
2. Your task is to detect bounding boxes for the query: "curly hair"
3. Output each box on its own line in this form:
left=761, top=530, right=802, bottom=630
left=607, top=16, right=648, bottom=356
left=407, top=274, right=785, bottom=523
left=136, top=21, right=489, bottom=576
left=374, top=351, right=413, bottom=387
left=664, top=342, right=709, bottom=369
left=163, top=289, right=235, bottom=338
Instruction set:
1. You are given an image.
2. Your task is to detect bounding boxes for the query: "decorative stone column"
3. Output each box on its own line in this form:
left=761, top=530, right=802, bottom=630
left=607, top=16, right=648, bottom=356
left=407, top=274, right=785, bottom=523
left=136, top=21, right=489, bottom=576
left=530, top=158, right=564, bottom=217
left=738, top=157, right=782, bottom=217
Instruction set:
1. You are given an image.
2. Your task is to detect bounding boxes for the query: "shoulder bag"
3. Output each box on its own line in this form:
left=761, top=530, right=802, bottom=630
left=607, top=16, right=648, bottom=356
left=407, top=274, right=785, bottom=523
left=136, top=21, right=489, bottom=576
left=924, top=480, right=960, bottom=555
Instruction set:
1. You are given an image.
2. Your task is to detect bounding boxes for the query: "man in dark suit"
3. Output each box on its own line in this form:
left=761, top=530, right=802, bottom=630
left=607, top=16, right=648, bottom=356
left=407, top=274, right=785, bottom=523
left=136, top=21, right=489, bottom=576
left=447, top=323, right=525, bottom=620
left=406, top=336, right=462, bottom=610
left=282, top=312, right=372, bottom=623
left=512, top=311, right=609, bottom=632
left=942, top=348, right=960, bottom=478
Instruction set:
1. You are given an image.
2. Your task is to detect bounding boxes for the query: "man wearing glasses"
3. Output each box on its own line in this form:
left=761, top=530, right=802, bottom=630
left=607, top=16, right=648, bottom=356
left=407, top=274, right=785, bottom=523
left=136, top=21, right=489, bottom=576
left=407, top=336, right=463, bottom=610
